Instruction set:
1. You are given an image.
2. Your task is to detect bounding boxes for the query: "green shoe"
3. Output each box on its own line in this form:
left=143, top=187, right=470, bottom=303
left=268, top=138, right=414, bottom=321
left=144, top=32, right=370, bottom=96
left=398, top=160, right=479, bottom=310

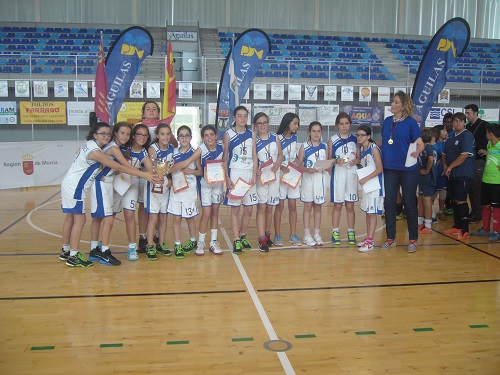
left=145, top=245, right=157, bottom=261
left=183, top=240, right=197, bottom=254
left=66, top=252, right=93, bottom=268
left=331, top=230, right=341, bottom=245
left=233, top=240, right=243, bottom=255
left=240, top=235, right=251, bottom=249
left=156, top=243, right=172, bottom=256
left=174, top=244, right=184, bottom=259
left=347, top=231, right=356, bottom=245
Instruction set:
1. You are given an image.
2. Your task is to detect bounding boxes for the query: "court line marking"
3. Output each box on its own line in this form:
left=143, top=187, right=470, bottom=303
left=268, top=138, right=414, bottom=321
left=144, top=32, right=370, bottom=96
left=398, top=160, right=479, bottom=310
left=0, top=191, right=60, bottom=236
left=26, top=199, right=128, bottom=248
left=219, top=222, right=296, bottom=375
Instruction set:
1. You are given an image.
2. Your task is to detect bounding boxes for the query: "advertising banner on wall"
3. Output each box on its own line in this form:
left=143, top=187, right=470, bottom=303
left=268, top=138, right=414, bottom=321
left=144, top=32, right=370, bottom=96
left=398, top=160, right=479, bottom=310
left=343, top=105, right=383, bottom=126
left=20, top=102, right=66, bottom=125
left=253, top=104, right=296, bottom=125
left=0, top=141, right=81, bottom=189
left=0, top=101, right=17, bottom=125
left=67, top=101, right=94, bottom=126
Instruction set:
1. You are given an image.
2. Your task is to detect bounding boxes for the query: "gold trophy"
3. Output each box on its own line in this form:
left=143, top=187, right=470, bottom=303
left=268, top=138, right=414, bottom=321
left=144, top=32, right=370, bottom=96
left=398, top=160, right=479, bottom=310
left=152, top=158, right=171, bottom=194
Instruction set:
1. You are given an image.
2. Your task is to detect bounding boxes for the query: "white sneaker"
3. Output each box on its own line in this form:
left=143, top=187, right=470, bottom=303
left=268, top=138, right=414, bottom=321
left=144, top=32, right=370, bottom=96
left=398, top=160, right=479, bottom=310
left=195, top=241, right=205, bottom=256
left=358, top=242, right=374, bottom=252
left=303, top=234, right=316, bottom=247
left=209, top=241, right=223, bottom=255
left=357, top=240, right=366, bottom=247
left=313, top=234, right=324, bottom=246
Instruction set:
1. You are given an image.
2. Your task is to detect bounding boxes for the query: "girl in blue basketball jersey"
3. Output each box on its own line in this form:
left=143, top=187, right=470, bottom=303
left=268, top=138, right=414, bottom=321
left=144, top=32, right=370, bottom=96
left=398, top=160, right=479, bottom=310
left=59, top=122, right=155, bottom=268
left=143, top=123, right=175, bottom=261
left=167, top=125, right=203, bottom=259
left=169, top=125, right=225, bottom=255
left=297, top=121, right=328, bottom=247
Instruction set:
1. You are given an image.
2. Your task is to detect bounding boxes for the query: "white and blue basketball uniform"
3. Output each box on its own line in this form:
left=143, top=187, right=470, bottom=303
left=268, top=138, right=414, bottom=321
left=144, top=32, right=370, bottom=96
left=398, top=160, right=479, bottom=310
left=300, top=141, right=328, bottom=204
left=61, top=139, right=102, bottom=214
left=359, top=142, right=385, bottom=215
left=144, top=143, right=174, bottom=214
left=256, top=132, right=280, bottom=206
left=198, top=141, right=224, bottom=207
left=329, top=133, right=359, bottom=203
left=278, top=133, right=300, bottom=200
left=91, top=141, right=118, bottom=218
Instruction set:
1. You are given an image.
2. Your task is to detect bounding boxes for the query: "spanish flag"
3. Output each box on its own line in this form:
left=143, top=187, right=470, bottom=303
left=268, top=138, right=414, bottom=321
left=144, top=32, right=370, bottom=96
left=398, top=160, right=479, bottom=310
left=162, top=40, right=176, bottom=124
left=94, top=32, right=109, bottom=124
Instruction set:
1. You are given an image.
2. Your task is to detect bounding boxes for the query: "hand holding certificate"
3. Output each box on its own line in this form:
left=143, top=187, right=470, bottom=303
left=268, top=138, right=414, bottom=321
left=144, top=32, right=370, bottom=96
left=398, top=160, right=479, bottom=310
left=205, top=160, right=225, bottom=184
left=227, top=178, right=252, bottom=199
left=259, top=159, right=277, bottom=185
left=313, top=159, right=334, bottom=171
left=281, top=162, right=302, bottom=188
left=113, top=173, right=132, bottom=196
left=171, top=170, right=189, bottom=193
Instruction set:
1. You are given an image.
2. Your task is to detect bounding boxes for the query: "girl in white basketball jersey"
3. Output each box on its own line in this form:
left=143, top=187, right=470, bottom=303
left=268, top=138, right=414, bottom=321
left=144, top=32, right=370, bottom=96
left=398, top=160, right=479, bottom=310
left=356, top=125, right=384, bottom=252
left=254, top=112, right=283, bottom=252
left=113, top=124, right=154, bottom=261
left=223, top=106, right=258, bottom=255
left=143, top=123, right=174, bottom=261
left=89, top=122, right=133, bottom=266
left=169, top=125, right=225, bottom=256
left=59, top=122, right=155, bottom=268
left=297, top=121, right=328, bottom=247
left=327, top=112, right=360, bottom=246
left=167, top=126, right=203, bottom=259
left=273, top=113, right=302, bottom=246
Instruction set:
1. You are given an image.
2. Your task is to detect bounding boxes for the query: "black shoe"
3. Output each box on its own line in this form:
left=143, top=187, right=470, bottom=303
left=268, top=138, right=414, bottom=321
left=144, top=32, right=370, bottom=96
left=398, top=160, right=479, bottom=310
left=174, top=244, right=184, bottom=259
left=90, top=248, right=121, bottom=266
left=183, top=240, right=197, bottom=254
left=156, top=243, right=172, bottom=257
left=59, top=249, right=70, bottom=261
left=469, top=217, right=482, bottom=224
left=153, top=234, right=160, bottom=245
left=145, top=245, right=157, bottom=261
left=240, top=235, right=251, bottom=249
left=258, top=239, right=270, bottom=253
left=233, top=240, right=243, bottom=254
left=66, top=252, right=93, bottom=267
left=138, top=237, right=147, bottom=253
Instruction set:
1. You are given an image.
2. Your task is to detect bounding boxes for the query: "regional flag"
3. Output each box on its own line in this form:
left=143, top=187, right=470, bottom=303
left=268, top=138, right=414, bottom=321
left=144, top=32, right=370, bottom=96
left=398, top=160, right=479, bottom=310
left=162, top=40, right=176, bottom=124
left=94, top=32, right=109, bottom=124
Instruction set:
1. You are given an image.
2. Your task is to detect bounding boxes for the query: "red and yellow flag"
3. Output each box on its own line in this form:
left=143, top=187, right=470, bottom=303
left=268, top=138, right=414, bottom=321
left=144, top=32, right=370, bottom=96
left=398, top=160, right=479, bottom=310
left=162, top=40, right=176, bottom=124
left=94, top=32, right=109, bottom=124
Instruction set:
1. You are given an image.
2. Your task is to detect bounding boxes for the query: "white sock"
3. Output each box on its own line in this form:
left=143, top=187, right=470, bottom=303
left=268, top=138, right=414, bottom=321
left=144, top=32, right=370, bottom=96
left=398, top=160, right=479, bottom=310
left=62, top=244, right=70, bottom=251
left=424, top=219, right=432, bottom=229
left=198, top=232, right=206, bottom=243
left=332, top=227, right=339, bottom=233
left=190, top=237, right=196, bottom=242
left=91, top=241, right=99, bottom=250
left=211, top=229, right=218, bottom=242
left=101, top=245, right=109, bottom=252
left=70, top=249, right=78, bottom=256
left=314, top=228, right=320, bottom=236
left=139, top=233, right=146, bottom=239
left=128, top=242, right=137, bottom=250
left=304, top=228, right=310, bottom=236
left=418, top=216, right=424, bottom=225
left=175, top=240, right=181, bottom=245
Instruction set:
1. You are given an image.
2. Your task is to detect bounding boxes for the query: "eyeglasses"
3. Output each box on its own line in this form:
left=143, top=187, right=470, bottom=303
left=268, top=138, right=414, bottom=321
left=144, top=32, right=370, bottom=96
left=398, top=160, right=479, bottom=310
left=135, top=133, right=149, bottom=138
left=96, top=132, right=112, bottom=137
left=177, top=134, right=191, bottom=139
left=356, top=134, right=368, bottom=137
left=256, top=121, right=269, bottom=126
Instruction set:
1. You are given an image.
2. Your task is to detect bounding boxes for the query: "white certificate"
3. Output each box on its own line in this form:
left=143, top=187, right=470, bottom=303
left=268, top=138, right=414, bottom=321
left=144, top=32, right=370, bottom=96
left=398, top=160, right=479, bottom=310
left=259, top=159, right=277, bottom=185
left=356, top=164, right=381, bottom=193
left=313, top=159, right=335, bottom=171
left=227, top=178, right=252, bottom=199
left=205, top=160, right=225, bottom=184
left=405, top=142, right=418, bottom=167
left=171, top=170, right=189, bottom=193
left=281, top=162, right=302, bottom=189
left=113, top=173, right=132, bottom=196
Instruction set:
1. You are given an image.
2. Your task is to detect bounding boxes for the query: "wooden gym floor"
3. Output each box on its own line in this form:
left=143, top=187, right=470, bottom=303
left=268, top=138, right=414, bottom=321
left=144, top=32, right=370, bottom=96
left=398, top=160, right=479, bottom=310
left=0, top=186, right=499, bottom=374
